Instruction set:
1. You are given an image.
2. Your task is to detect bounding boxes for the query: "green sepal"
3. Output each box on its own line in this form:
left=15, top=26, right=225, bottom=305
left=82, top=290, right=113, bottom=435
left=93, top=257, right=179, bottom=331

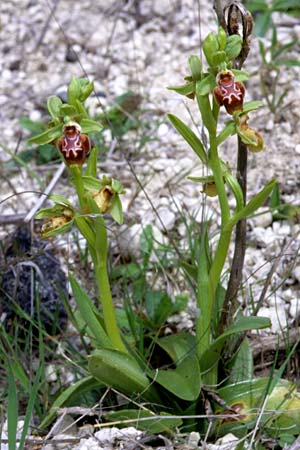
left=231, top=69, right=250, bottom=82
left=188, top=55, right=202, bottom=81
left=35, top=203, right=73, bottom=220
left=27, top=124, right=63, bottom=145
left=80, top=118, right=103, bottom=134
left=88, top=349, right=160, bottom=402
left=60, top=103, right=78, bottom=116
left=49, top=194, right=74, bottom=208
left=188, top=175, right=214, bottom=183
left=67, top=76, right=81, bottom=106
left=196, top=74, right=217, bottom=96
left=47, top=96, right=63, bottom=121
left=238, top=100, right=263, bottom=114
left=106, top=410, right=182, bottom=434
left=109, top=195, right=123, bottom=225
left=75, top=99, right=89, bottom=118
left=200, top=316, right=271, bottom=372
left=167, top=81, right=195, bottom=97
left=79, top=79, right=94, bottom=102
left=225, top=34, right=243, bottom=61
left=230, top=179, right=276, bottom=225
left=203, top=32, right=219, bottom=66
left=217, top=26, right=227, bottom=51
left=82, top=175, right=125, bottom=194
left=211, top=50, right=227, bottom=67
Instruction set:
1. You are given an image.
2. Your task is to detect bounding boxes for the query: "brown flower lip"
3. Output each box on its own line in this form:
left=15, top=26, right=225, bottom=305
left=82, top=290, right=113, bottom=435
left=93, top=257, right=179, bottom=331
left=213, top=70, right=245, bottom=115
left=57, top=123, right=91, bottom=166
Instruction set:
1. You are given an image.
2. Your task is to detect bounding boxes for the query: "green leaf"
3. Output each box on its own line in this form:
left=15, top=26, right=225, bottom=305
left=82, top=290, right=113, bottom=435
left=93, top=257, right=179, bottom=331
left=145, top=291, right=173, bottom=326
left=81, top=118, right=103, bottom=134
left=75, top=99, right=89, bottom=118
left=227, top=338, right=254, bottom=384
left=224, top=171, right=244, bottom=212
left=150, top=354, right=201, bottom=401
left=216, top=120, right=236, bottom=146
left=225, top=34, right=242, bottom=61
left=47, top=96, right=63, bottom=120
left=217, top=27, right=227, bottom=51
left=168, top=114, right=207, bottom=164
left=196, top=74, right=216, bottom=96
left=254, top=12, right=272, bottom=37
left=40, top=376, right=102, bottom=429
left=88, top=349, right=160, bottom=402
left=156, top=333, right=196, bottom=362
left=203, top=32, right=219, bottom=66
left=70, top=274, right=111, bottom=348
left=67, top=76, right=81, bottom=105
left=211, top=50, right=227, bottom=66
left=106, top=410, right=182, bottom=433
left=200, top=316, right=271, bottom=372
left=60, top=103, right=78, bottom=116
left=188, top=55, right=202, bottom=81
left=28, top=124, right=63, bottom=145
left=79, top=79, right=94, bottom=102
left=167, top=81, right=195, bottom=97
left=230, top=179, right=276, bottom=225
left=7, top=363, right=18, bottom=450
left=195, top=89, right=216, bottom=133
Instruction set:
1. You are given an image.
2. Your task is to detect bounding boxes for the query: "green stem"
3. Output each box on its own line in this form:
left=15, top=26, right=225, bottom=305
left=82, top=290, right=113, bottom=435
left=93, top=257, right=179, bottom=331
left=92, top=214, right=127, bottom=354
left=70, top=165, right=85, bottom=211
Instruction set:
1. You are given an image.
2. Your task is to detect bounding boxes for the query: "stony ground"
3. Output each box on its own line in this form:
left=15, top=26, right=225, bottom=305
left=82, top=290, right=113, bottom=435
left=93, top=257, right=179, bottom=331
left=1, top=0, right=300, bottom=449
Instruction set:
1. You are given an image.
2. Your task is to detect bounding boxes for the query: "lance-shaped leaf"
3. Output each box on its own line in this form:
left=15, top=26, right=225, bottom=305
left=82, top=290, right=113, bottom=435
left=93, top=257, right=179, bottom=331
left=168, top=114, right=207, bottom=164
left=200, top=316, right=271, bottom=372
left=167, top=81, right=195, bottom=97
left=229, top=179, right=276, bottom=226
left=216, top=120, right=236, bottom=146
left=85, top=146, right=99, bottom=177
left=70, top=275, right=111, bottom=348
left=88, top=349, right=160, bottom=402
left=195, top=87, right=216, bottom=134
left=109, top=195, right=123, bottom=225
left=40, top=376, right=102, bottom=429
left=28, top=124, right=63, bottom=145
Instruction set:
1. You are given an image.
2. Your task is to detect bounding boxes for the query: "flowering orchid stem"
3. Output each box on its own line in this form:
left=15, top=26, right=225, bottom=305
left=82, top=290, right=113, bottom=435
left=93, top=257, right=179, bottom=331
left=70, top=165, right=85, bottom=211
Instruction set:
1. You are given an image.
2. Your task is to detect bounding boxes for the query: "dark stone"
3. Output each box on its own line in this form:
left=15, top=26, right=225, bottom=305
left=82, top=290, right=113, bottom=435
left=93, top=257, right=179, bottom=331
left=0, top=226, right=68, bottom=336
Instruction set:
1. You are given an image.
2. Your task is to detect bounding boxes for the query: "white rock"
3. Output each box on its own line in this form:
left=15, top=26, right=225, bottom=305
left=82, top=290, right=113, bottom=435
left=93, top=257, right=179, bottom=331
left=289, top=298, right=300, bottom=320
left=156, top=207, right=176, bottom=230
left=157, top=122, right=169, bottom=137
left=153, top=0, right=173, bottom=15
left=207, top=433, right=239, bottom=449
left=45, top=364, right=58, bottom=383
left=293, top=265, right=300, bottom=282
left=188, top=431, right=200, bottom=447
left=257, top=306, right=287, bottom=333
left=251, top=207, right=273, bottom=229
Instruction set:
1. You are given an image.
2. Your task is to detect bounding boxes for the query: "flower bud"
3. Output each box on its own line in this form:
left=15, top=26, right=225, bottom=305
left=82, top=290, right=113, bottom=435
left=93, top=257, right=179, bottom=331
left=213, top=70, right=245, bottom=115
left=57, top=122, right=91, bottom=166
left=202, top=182, right=218, bottom=197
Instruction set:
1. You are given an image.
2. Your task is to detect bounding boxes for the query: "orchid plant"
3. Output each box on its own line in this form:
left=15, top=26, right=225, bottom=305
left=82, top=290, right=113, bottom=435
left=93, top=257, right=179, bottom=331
left=29, top=4, right=300, bottom=442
